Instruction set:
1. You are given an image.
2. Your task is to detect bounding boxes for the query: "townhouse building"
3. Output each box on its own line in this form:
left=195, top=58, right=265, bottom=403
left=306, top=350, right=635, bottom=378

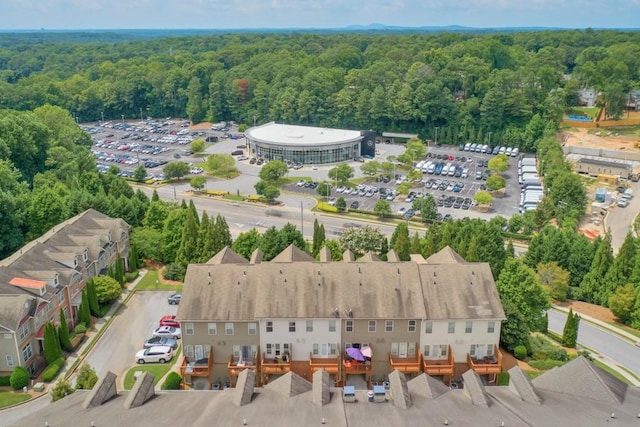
left=177, top=244, right=505, bottom=389
left=0, top=209, right=129, bottom=376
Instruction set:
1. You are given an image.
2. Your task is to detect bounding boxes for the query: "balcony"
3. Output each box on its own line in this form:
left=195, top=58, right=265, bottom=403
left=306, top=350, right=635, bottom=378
left=309, top=353, right=340, bottom=376
left=227, top=354, right=258, bottom=382
left=180, top=347, right=213, bottom=378
left=423, top=345, right=455, bottom=378
left=389, top=351, right=423, bottom=374
left=261, top=351, right=291, bottom=384
left=467, top=345, right=502, bottom=375
left=342, top=359, right=372, bottom=375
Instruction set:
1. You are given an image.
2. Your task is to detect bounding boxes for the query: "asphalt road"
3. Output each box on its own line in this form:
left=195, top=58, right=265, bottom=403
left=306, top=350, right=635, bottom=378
left=547, top=309, right=640, bottom=378
left=83, top=291, right=178, bottom=388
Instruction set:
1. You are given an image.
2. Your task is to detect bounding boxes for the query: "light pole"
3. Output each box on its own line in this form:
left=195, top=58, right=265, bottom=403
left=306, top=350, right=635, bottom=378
left=140, top=108, right=143, bottom=121
left=435, top=127, right=439, bottom=146
left=121, top=114, right=125, bottom=126
left=100, top=111, right=104, bottom=125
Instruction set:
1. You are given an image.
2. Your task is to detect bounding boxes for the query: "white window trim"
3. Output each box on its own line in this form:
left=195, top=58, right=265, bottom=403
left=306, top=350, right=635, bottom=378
left=248, top=323, right=257, bottom=335
left=225, top=323, right=234, bottom=335
left=368, top=320, right=376, bottom=333
left=345, top=320, right=353, bottom=333
left=266, top=321, right=273, bottom=333
left=385, top=320, right=394, bottom=332
left=208, top=323, right=217, bottom=335
left=487, top=321, right=495, bottom=333
left=448, top=321, right=455, bottom=334
left=185, top=322, right=194, bottom=335
left=465, top=321, right=472, bottom=334
left=425, top=321, right=433, bottom=334
left=329, top=320, right=336, bottom=332
left=408, top=320, right=417, bottom=332
left=6, top=355, right=14, bottom=367
left=288, top=321, right=296, bottom=333
left=306, top=320, right=313, bottom=333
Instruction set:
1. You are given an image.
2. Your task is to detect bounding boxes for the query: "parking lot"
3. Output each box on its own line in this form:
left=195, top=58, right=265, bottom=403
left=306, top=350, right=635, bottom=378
left=86, top=118, right=239, bottom=180
left=287, top=144, right=522, bottom=221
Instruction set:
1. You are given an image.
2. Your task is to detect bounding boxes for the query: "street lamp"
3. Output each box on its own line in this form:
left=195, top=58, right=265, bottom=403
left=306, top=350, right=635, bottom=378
left=435, top=127, right=439, bottom=146
left=100, top=111, right=104, bottom=125
left=121, top=114, right=125, bottom=126
left=488, top=132, right=492, bottom=147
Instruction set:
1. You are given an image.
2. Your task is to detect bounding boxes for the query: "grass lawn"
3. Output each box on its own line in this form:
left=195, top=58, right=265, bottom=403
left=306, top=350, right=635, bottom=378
left=0, top=390, right=31, bottom=408
left=123, top=365, right=173, bottom=390
left=525, top=370, right=544, bottom=380
left=135, top=269, right=183, bottom=292
left=569, top=107, right=599, bottom=119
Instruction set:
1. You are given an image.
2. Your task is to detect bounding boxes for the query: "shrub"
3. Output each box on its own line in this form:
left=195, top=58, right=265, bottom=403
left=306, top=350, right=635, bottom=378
left=205, top=190, right=229, bottom=196
left=73, top=324, right=87, bottom=334
left=532, top=351, right=548, bottom=361
left=0, top=375, right=11, bottom=386
left=546, top=348, right=568, bottom=362
left=10, top=366, right=30, bottom=390
left=317, top=202, right=339, bottom=213
left=161, top=372, right=182, bottom=390
left=514, top=345, right=527, bottom=360
left=51, top=378, right=75, bottom=402
left=528, top=359, right=566, bottom=370
left=163, top=263, right=186, bottom=281
left=42, top=358, right=65, bottom=382
left=75, top=363, right=98, bottom=390
left=125, top=271, right=139, bottom=283
left=93, top=275, right=122, bottom=304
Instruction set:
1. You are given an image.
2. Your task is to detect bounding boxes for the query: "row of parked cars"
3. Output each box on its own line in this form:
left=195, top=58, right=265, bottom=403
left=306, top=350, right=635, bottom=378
left=461, top=142, right=520, bottom=157
left=135, top=296, right=182, bottom=364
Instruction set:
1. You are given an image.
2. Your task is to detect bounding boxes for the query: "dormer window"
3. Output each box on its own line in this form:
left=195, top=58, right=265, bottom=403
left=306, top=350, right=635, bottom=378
left=83, top=249, right=88, bottom=262
left=54, top=274, right=59, bottom=287
left=73, top=256, right=78, bottom=267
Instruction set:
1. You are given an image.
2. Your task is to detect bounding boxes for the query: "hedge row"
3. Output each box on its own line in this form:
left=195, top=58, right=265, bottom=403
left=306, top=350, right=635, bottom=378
left=42, top=357, right=65, bottom=382
left=205, top=190, right=230, bottom=196
left=0, top=375, right=10, bottom=386
left=317, top=202, right=339, bottom=213
left=528, top=359, right=566, bottom=371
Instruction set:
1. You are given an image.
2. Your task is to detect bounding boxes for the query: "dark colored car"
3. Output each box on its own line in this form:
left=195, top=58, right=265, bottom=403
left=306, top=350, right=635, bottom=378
left=167, top=293, right=181, bottom=305
left=144, top=336, right=178, bottom=349
left=350, top=201, right=360, bottom=209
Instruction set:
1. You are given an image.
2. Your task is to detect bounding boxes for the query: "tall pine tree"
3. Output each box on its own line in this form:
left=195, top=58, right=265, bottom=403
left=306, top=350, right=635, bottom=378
left=176, top=208, right=200, bottom=268
left=390, top=222, right=410, bottom=261
left=86, top=279, right=100, bottom=317
left=196, top=211, right=216, bottom=262
left=44, top=322, right=62, bottom=364
left=58, top=308, right=72, bottom=352
left=312, top=219, right=326, bottom=257
left=562, top=308, right=580, bottom=348
left=79, top=289, right=93, bottom=328
left=576, top=234, right=613, bottom=304
left=601, top=231, right=637, bottom=305
left=212, top=214, right=232, bottom=254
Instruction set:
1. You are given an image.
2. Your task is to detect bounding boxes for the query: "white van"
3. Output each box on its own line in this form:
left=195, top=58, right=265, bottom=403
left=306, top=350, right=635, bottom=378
left=481, top=144, right=489, bottom=153
left=415, top=161, right=425, bottom=171
left=511, top=147, right=520, bottom=157
left=427, top=163, right=436, bottom=174
left=464, top=142, right=471, bottom=151
left=469, top=143, right=477, bottom=152
left=422, top=161, right=433, bottom=173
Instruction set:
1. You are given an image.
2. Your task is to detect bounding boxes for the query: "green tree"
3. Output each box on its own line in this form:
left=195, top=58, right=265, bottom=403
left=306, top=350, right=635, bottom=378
left=259, top=226, right=281, bottom=261
left=196, top=211, right=215, bottom=262
left=576, top=234, right=613, bottom=304
left=232, top=228, right=261, bottom=259
left=162, top=207, right=188, bottom=263
left=190, top=138, right=205, bottom=154
left=163, top=161, right=190, bottom=180
left=390, top=222, right=410, bottom=261
left=176, top=207, right=200, bottom=269
left=79, top=288, right=93, bottom=328
left=328, top=163, right=355, bottom=185
left=255, top=181, right=280, bottom=202
left=315, top=181, right=332, bottom=198
left=10, top=366, right=30, bottom=390
left=131, top=227, right=164, bottom=262
left=608, top=283, right=636, bottom=324
left=312, top=219, right=326, bottom=257
left=259, top=160, right=289, bottom=183
left=86, top=279, right=100, bottom=316
left=276, top=223, right=307, bottom=253
left=51, top=378, right=75, bottom=402
left=413, top=195, right=437, bottom=223
left=398, top=138, right=427, bottom=166
left=133, top=165, right=147, bottom=183
left=496, top=258, right=551, bottom=333
left=0, top=160, right=30, bottom=259
left=93, top=275, right=121, bottom=304
left=44, top=322, right=62, bottom=365
left=487, top=154, right=509, bottom=174
left=27, top=181, right=71, bottom=239
left=500, top=300, right=531, bottom=352
left=338, top=225, right=387, bottom=255
left=128, top=242, right=140, bottom=272
left=474, top=191, right=493, bottom=206
left=186, top=76, right=205, bottom=123
left=205, top=153, right=237, bottom=176
left=486, top=174, right=506, bottom=191
left=143, top=200, right=170, bottom=231
left=360, top=161, right=380, bottom=177
left=58, top=308, right=72, bottom=352
left=212, top=214, right=233, bottom=253
left=190, top=176, right=206, bottom=192
left=562, top=308, right=580, bottom=348
left=161, top=372, right=182, bottom=390
left=373, top=199, right=392, bottom=218
left=335, top=196, right=346, bottom=211
left=536, top=262, right=570, bottom=301
left=75, top=363, right=98, bottom=390
left=602, top=231, right=637, bottom=302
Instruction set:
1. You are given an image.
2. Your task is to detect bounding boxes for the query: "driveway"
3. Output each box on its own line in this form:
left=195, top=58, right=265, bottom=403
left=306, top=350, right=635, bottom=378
left=83, top=291, right=178, bottom=388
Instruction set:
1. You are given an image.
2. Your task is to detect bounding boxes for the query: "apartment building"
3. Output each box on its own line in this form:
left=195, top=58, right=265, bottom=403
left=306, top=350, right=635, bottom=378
left=177, top=244, right=505, bottom=389
left=0, top=209, right=129, bottom=375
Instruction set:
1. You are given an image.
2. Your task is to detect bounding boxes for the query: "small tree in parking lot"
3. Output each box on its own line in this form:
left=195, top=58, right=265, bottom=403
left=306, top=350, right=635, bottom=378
left=316, top=181, right=332, bottom=197
left=486, top=174, right=506, bottom=191
left=374, top=199, right=392, bottom=218
left=488, top=154, right=509, bottom=174
left=360, top=161, right=380, bottom=177
left=474, top=191, right=493, bottom=206
left=190, top=138, right=205, bottom=154
left=190, top=176, right=206, bottom=192
left=336, top=197, right=347, bottom=211
left=329, top=163, right=355, bottom=185
left=163, top=161, right=190, bottom=179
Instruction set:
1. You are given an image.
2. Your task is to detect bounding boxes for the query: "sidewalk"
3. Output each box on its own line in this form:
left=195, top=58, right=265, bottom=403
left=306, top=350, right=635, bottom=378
left=552, top=304, right=640, bottom=385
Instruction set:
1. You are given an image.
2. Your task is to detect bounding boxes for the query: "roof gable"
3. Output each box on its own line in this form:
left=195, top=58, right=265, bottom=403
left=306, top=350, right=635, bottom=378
left=206, top=246, right=248, bottom=265
left=270, top=244, right=315, bottom=263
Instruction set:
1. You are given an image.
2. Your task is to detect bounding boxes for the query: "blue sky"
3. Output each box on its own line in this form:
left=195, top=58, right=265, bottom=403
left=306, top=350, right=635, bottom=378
left=2, top=0, right=639, bottom=30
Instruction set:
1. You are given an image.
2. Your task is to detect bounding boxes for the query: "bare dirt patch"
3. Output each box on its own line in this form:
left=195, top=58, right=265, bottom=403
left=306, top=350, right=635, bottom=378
left=556, top=300, right=618, bottom=323
left=561, top=127, right=639, bottom=152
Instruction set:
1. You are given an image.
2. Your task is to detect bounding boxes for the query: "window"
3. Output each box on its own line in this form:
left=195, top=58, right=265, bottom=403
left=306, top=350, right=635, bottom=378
left=423, top=345, right=430, bottom=357
left=306, top=321, right=313, bottom=333
left=487, top=321, right=495, bottom=333
left=185, top=345, right=194, bottom=358
left=248, top=323, right=257, bottom=335
left=329, top=320, right=336, bottom=332
left=22, top=343, right=32, bottom=362
left=408, top=342, right=416, bottom=356
left=208, top=323, right=217, bottom=335
left=185, top=323, right=194, bottom=335
left=329, top=343, right=337, bottom=356
left=440, top=345, right=448, bottom=357
left=408, top=320, right=417, bottom=332
left=266, top=343, right=272, bottom=356
left=368, top=320, right=376, bottom=333
left=486, top=344, right=494, bottom=356
left=266, top=321, right=273, bottom=333
left=313, top=343, right=319, bottom=356
left=6, top=355, right=14, bottom=367
left=425, top=321, right=433, bottom=334
left=385, top=320, right=394, bottom=332
left=289, top=321, right=296, bottom=332
left=46, top=301, right=53, bottom=314
left=470, top=344, right=477, bottom=357
left=465, top=321, right=472, bottom=334
left=225, top=323, right=234, bottom=335
left=390, top=342, right=398, bottom=357
left=345, top=320, right=353, bottom=332
left=448, top=321, right=455, bottom=334
left=57, top=292, right=64, bottom=304
left=18, top=324, right=29, bottom=341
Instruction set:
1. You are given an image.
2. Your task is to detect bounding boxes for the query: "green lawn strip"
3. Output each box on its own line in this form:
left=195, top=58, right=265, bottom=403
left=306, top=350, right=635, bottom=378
left=606, top=321, right=640, bottom=339
left=135, top=269, right=183, bottom=292
left=617, top=365, right=640, bottom=383
left=0, top=391, right=31, bottom=409
left=124, top=346, right=182, bottom=390
left=592, top=360, right=631, bottom=384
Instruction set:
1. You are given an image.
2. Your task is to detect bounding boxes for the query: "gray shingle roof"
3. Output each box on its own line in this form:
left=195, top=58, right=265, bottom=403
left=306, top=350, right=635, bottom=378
left=507, top=366, right=542, bottom=405
left=177, top=246, right=504, bottom=322
left=407, top=373, right=450, bottom=399
left=0, top=295, right=38, bottom=331
left=462, top=369, right=491, bottom=408
left=265, top=371, right=312, bottom=398
left=206, top=246, right=248, bottom=265
left=270, top=244, right=315, bottom=262
left=532, top=356, right=627, bottom=404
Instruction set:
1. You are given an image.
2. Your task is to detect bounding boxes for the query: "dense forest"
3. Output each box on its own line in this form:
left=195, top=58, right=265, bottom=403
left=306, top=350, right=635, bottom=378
left=1, top=29, right=640, bottom=149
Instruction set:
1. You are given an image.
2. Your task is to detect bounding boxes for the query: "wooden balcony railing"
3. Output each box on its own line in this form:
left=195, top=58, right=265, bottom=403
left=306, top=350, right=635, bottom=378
left=423, top=345, right=454, bottom=377
left=261, top=354, right=291, bottom=377
left=389, top=352, right=423, bottom=374
left=343, top=359, right=372, bottom=374
left=227, top=354, right=258, bottom=378
left=309, top=353, right=340, bottom=375
left=467, top=345, right=502, bottom=375
left=180, top=347, right=213, bottom=377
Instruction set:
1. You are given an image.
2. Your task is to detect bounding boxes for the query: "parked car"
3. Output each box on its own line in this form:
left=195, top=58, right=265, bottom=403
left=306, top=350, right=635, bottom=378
left=350, top=201, right=360, bottom=209
left=144, top=336, right=178, bottom=349
left=397, top=207, right=406, bottom=216
left=159, top=315, right=180, bottom=328
left=135, top=345, right=174, bottom=364
left=153, top=326, right=181, bottom=339
left=167, top=294, right=181, bottom=305
left=231, top=150, right=244, bottom=156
